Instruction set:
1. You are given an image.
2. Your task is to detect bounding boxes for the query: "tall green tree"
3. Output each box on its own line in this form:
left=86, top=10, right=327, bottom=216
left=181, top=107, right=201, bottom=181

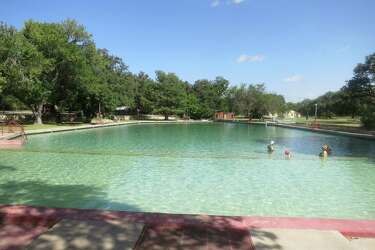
left=230, top=84, right=256, bottom=117
left=134, top=72, right=156, bottom=114
left=192, top=77, right=229, bottom=118
left=264, top=94, right=286, bottom=115
left=345, top=53, right=375, bottom=128
left=153, top=71, right=187, bottom=120
left=0, top=22, right=53, bottom=124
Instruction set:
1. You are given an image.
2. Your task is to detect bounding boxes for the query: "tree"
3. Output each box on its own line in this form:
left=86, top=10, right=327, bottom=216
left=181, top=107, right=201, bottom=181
left=264, top=94, right=286, bottom=115
left=230, top=84, right=256, bottom=117
left=134, top=72, right=156, bottom=114
left=192, top=77, right=229, bottom=118
left=85, top=48, right=135, bottom=116
left=22, top=20, right=96, bottom=118
left=185, top=92, right=201, bottom=119
left=153, top=71, right=187, bottom=120
left=343, top=53, right=375, bottom=128
left=2, top=19, right=299, bottom=124
left=247, top=84, right=267, bottom=118
left=295, top=99, right=314, bottom=118
left=0, top=22, right=53, bottom=124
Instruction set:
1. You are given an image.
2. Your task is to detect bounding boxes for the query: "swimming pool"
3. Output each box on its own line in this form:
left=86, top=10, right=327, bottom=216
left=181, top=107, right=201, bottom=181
left=1, top=122, right=375, bottom=219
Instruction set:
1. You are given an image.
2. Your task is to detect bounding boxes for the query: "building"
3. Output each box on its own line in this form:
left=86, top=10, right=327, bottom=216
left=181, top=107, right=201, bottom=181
left=214, top=112, right=235, bottom=120
left=284, top=110, right=301, bottom=119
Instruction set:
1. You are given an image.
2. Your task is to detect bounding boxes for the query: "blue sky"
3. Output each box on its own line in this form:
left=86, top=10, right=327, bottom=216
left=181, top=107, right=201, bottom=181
left=1, top=0, right=374, bottom=101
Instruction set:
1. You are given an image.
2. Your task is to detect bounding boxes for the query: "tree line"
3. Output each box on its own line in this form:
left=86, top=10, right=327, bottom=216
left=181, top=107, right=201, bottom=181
left=0, top=20, right=373, bottom=128
left=0, top=20, right=286, bottom=123
left=293, top=53, right=375, bottom=129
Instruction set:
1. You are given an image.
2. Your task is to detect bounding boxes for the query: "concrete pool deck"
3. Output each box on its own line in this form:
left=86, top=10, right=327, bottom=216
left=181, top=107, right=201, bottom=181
left=1, top=205, right=375, bottom=249
left=269, top=122, right=375, bottom=140
left=1, top=119, right=374, bottom=142
left=0, top=120, right=211, bottom=141
left=219, top=120, right=375, bottom=140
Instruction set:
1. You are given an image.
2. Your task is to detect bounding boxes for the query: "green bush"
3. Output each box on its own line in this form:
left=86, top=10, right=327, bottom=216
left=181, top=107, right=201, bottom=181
left=361, top=105, right=375, bottom=129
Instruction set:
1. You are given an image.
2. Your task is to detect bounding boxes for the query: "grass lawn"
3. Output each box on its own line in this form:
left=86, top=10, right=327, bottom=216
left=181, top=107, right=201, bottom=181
left=292, top=116, right=362, bottom=128
left=23, top=123, right=85, bottom=131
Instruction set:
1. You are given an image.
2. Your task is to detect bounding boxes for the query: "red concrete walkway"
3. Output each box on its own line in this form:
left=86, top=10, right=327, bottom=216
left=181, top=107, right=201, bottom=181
left=135, top=223, right=252, bottom=250
left=0, top=223, right=50, bottom=250
left=1, top=205, right=375, bottom=249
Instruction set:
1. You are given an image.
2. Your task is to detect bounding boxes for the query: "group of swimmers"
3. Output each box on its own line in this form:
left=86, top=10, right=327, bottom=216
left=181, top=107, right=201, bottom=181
left=267, top=141, right=332, bottom=159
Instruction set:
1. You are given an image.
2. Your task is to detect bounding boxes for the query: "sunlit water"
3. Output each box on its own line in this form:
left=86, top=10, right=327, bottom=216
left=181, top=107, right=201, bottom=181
left=1, top=122, right=375, bottom=219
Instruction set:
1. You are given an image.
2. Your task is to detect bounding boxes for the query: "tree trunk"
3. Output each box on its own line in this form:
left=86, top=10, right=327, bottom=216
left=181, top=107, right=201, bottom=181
left=164, top=114, right=169, bottom=120
left=34, top=104, right=43, bottom=125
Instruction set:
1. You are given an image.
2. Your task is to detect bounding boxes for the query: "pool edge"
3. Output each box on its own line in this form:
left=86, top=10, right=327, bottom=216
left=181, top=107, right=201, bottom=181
left=219, top=120, right=375, bottom=140
left=2, top=120, right=212, bottom=140
left=1, top=204, right=375, bottom=238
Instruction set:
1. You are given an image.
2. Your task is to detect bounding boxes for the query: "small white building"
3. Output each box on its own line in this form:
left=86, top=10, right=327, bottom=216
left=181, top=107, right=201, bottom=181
left=284, top=110, right=301, bottom=119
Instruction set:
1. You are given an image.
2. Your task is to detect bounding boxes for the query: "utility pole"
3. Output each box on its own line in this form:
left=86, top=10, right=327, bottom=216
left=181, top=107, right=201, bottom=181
left=314, top=103, right=318, bottom=121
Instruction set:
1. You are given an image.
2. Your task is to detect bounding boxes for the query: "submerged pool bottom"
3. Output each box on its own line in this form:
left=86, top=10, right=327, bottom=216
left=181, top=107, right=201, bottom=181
left=0, top=123, right=375, bottom=219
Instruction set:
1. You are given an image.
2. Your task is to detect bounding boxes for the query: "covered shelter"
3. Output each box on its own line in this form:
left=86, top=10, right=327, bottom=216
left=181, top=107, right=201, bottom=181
left=214, top=112, right=235, bottom=121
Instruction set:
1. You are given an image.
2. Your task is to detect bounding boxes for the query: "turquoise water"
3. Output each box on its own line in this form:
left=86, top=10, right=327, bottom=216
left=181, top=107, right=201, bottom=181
left=1, top=122, right=375, bottom=219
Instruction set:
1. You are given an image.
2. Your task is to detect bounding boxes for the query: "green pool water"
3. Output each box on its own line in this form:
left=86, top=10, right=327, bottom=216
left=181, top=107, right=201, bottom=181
left=1, top=122, right=375, bottom=219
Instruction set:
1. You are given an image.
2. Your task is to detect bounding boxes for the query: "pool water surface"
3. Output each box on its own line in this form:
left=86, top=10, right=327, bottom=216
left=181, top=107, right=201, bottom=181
left=0, top=123, right=374, bottom=219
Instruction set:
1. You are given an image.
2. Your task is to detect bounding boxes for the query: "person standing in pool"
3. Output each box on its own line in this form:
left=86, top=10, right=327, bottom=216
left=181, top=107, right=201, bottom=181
left=267, top=141, right=275, bottom=153
left=319, top=145, right=331, bottom=158
left=323, top=144, right=332, bottom=155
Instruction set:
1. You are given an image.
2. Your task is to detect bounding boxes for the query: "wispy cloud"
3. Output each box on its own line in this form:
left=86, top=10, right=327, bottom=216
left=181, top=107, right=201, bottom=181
left=211, top=0, right=220, bottom=7
left=232, top=0, right=245, bottom=4
left=237, top=54, right=265, bottom=63
left=283, top=74, right=304, bottom=83
left=211, top=0, right=245, bottom=7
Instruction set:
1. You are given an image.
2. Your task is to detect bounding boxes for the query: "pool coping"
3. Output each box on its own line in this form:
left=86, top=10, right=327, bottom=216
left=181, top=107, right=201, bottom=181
left=2, top=120, right=374, bottom=141
left=1, top=205, right=375, bottom=238
left=273, top=123, right=375, bottom=140
left=0, top=120, right=211, bottom=140
left=219, top=120, right=375, bottom=140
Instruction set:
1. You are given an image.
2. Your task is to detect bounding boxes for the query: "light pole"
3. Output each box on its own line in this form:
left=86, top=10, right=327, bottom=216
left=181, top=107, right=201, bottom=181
left=314, top=103, right=318, bottom=121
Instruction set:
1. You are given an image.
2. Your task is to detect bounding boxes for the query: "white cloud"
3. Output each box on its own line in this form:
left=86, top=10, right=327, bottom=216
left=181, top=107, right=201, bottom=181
left=237, top=54, right=265, bottom=63
left=211, top=0, right=220, bottom=7
left=283, top=74, right=304, bottom=83
left=211, top=0, right=245, bottom=7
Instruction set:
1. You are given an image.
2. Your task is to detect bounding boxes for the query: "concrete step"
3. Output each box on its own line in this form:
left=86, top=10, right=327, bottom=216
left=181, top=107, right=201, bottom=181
left=25, top=219, right=144, bottom=250
left=135, top=223, right=253, bottom=250
left=349, top=238, right=375, bottom=250
left=250, top=228, right=354, bottom=250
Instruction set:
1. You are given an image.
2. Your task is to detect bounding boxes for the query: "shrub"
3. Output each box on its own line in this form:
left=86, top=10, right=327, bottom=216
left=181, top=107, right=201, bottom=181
left=361, top=105, right=375, bottom=129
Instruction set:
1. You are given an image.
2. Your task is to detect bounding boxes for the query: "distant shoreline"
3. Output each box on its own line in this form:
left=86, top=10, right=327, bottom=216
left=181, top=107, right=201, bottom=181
left=0, top=120, right=211, bottom=140
left=2, top=119, right=374, bottom=141
left=218, top=120, right=375, bottom=140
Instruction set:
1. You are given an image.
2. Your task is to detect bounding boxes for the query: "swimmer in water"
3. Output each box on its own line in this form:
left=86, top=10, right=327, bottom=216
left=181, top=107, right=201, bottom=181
left=319, top=145, right=330, bottom=158
left=267, top=141, right=275, bottom=153
left=323, top=144, right=332, bottom=155
left=284, top=149, right=291, bottom=159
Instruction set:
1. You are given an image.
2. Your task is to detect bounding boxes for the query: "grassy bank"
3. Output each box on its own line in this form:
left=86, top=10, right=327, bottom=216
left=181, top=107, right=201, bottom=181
left=290, top=116, right=375, bottom=135
left=23, top=123, right=86, bottom=131
left=292, top=117, right=361, bottom=128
